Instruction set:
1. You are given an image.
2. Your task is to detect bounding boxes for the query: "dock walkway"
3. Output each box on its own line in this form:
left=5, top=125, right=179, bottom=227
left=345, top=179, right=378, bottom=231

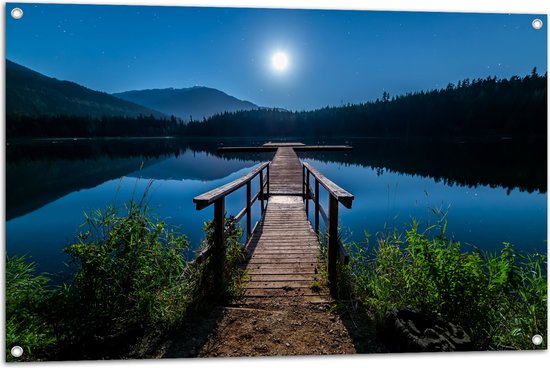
left=189, top=144, right=361, bottom=357
left=194, top=144, right=354, bottom=306
left=239, top=147, right=330, bottom=304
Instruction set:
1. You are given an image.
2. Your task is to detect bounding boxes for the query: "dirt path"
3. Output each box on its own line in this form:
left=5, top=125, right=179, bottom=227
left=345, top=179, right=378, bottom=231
left=152, top=297, right=387, bottom=358
left=199, top=303, right=355, bottom=356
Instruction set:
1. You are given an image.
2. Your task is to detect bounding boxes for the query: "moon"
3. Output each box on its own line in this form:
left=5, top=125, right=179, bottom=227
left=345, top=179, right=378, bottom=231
left=272, top=51, right=289, bottom=71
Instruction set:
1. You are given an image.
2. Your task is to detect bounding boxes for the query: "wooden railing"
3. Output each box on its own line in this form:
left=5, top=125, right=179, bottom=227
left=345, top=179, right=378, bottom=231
left=193, top=162, right=270, bottom=284
left=302, top=162, right=354, bottom=295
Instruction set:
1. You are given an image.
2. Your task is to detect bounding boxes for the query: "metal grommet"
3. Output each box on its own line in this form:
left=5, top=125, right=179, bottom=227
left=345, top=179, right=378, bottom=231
left=11, top=346, right=24, bottom=358
left=11, top=7, right=24, bottom=20
left=532, top=19, right=543, bottom=30
left=532, top=334, right=543, bottom=346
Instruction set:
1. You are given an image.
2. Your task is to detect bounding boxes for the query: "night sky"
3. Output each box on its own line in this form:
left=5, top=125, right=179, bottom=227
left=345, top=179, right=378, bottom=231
left=6, top=3, right=548, bottom=111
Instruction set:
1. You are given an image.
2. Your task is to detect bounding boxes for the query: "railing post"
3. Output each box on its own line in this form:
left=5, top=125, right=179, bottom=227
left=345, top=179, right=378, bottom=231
left=260, top=169, right=265, bottom=214
left=305, top=170, right=310, bottom=217
left=314, top=179, right=320, bottom=234
left=302, top=165, right=305, bottom=200
left=266, top=164, right=270, bottom=198
left=246, top=181, right=251, bottom=238
left=328, top=194, right=339, bottom=297
left=213, top=197, right=225, bottom=289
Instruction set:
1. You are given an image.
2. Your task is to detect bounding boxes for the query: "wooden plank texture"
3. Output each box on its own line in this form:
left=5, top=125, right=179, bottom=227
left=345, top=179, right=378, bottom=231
left=237, top=149, right=330, bottom=303
left=195, top=146, right=334, bottom=305
left=240, top=193, right=330, bottom=304
left=266, top=148, right=304, bottom=195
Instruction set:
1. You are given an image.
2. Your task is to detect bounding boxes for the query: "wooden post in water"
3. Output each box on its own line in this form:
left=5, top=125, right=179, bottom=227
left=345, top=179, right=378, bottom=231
left=314, top=180, right=320, bottom=234
left=213, top=197, right=225, bottom=289
left=328, top=194, right=339, bottom=297
left=302, top=166, right=305, bottom=200
left=260, top=170, right=265, bottom=213
left=305, top=170, right=310, bottom=216
left=266, top=164, right=270, bottom=198
left=246, top=181, right=252, bottom=238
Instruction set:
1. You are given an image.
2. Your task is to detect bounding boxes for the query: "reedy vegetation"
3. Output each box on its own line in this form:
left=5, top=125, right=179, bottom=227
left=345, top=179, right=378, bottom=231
left=5, top=199, right=547, bottom=358
left=5, top=194, right=247, bottom=361
left=337, top=213, right=547, bottom=350
left=5, top=257, right=56, bottom=361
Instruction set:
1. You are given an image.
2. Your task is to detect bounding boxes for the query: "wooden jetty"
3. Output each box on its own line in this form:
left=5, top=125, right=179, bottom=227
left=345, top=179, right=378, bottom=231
left=193, top=143, right=354, bottom=304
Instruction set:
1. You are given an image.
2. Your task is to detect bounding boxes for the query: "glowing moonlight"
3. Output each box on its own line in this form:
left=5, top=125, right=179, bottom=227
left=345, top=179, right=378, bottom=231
left=272, top=51, right=289, bottom=71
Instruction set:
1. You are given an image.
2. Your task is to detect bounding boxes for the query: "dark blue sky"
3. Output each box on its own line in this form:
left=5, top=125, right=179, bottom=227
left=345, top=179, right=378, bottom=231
left=6, top=3, right=547, bottom=111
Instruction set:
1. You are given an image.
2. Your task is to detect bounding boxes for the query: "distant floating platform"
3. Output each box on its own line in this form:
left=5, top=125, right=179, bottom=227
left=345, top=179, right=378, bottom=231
left=262, top=142, right=306, bottom=147
left=217, top=144, right=353, bottom=152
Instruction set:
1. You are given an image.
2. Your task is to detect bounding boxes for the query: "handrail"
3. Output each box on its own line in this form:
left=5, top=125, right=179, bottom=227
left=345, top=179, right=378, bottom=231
left=303, top=161, right=354, bottom=296
left=192, top=161, right=270, bottom=287
left=194, top=161, right=270, bottom=210
left=302, top=162, right=354, bottom=208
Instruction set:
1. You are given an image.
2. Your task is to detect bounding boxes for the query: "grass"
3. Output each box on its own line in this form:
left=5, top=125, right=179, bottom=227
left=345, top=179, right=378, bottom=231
left=197, top=215, right=249, bottom=300
left=5, top=256, right=56, bottom=361
left=6, top=193, right=546, bottom=356
left=310, top=280, right=323, bottom=293
left=5, top=195, right=248, bottom=361
left=339, top=218, right=547, bottom=350
left=57, top=197, right=192, bottom=349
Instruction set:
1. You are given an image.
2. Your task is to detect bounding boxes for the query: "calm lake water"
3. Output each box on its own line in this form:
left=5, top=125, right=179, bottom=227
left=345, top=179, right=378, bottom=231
left=5, top=138, right=547, bottom=277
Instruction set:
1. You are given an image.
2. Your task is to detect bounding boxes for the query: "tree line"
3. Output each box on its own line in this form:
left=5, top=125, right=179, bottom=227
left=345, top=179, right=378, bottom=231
left=188, top=70, right=546, bottom=138
left=6, top=114, right=182, bottom=138
left=6, top=71, right=547, bottom=139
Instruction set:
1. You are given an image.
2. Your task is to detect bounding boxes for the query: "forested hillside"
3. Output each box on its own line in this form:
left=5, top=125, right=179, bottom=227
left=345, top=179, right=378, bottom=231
left=187, top=70, right=547, bottom=138
left=6, top=60, right=164, bottom=119
left=114, top=87, right=258, bottom=121
left=7, top=71, right=546, bottom=139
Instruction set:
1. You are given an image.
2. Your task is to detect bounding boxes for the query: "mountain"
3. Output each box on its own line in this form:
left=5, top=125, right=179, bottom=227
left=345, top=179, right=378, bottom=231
left=113, top=87, right=258, bottom=121
left=6, top=60, right=164, bottom=118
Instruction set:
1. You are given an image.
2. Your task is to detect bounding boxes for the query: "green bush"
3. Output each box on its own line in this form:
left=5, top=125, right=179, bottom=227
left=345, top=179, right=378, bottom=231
left=5, top=256, right=55, bottom=361
left=347, top=220, right=547, bottom=350
left=59, top=199, right=191, bottom=342
left=6, top=193, right=248, bottom=360
left=197, top=215, right=247, bottom=300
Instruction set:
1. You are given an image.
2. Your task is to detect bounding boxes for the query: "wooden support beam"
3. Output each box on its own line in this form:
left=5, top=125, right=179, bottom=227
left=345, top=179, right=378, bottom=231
left=315, top=179, right=320, bottom=234
left=328, top=194, right=339, bottom=297
left=266, top=164, right=270, bottom=198
left=305, top=170, right=310, bottom=217
left=246, top=181, right=252, bottom=238
left=213, top=197, right=225, bottom=289
left=260, top=170, right=265, bottom=213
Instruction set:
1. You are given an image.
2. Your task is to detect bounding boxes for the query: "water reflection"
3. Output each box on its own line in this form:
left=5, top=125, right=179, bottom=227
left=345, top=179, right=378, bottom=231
left=6, top=139, right=270, bottom=220
left=5, top=137, right=546, bottom=275
left=306, top=159, right=546, bottom=255
left=7, top=137, right=545, bottom=221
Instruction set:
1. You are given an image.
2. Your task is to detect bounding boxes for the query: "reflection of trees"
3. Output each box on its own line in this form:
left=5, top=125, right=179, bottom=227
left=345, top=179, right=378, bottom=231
left=6, top=138, right=271, bottom=164
left=6, top=135, right=546, bottom=221
left=296, top=138, right=546, bottom=194
left=6, top=138, right=184, bottom=164
left=6, top=139, right=270, bottom=220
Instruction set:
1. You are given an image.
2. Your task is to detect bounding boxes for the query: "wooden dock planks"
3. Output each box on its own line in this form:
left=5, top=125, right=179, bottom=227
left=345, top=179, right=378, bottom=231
left=267, top=147, right=304, bottom=195
left=239, top=152, right=330, bottom=304
left=241, top=197, right=329, bottom=304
